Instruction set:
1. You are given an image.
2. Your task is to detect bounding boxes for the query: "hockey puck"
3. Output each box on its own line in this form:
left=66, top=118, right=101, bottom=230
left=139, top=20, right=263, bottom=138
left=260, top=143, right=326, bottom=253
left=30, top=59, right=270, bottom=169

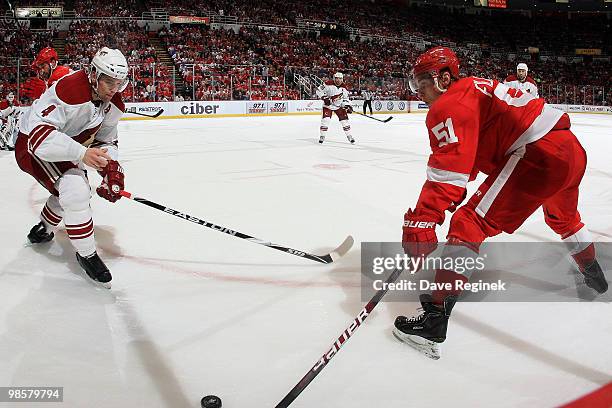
left=201, top=395, right=222, bottom=408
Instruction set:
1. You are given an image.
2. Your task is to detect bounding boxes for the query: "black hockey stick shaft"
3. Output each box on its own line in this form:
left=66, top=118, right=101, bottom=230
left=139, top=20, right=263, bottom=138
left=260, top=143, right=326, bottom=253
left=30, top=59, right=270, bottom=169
left=119, top=191, right=352, bottom=264
left=124, top=108, right=164, bottom=118
left=275, top=266, right=404, bottom=407
left=353, top=111, right=393, bottom=123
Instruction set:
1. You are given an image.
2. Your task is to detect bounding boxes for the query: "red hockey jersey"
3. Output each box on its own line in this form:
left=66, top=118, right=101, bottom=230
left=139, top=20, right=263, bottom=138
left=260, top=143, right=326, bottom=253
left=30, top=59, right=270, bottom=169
left=48, top=65, right=71, bottom=87
left=416, top=76, right=564, bottom=223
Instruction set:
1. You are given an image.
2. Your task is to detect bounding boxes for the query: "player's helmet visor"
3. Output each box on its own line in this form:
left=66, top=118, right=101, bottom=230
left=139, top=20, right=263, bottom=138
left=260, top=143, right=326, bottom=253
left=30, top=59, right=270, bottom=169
left=408, top=71, right=433, bottom=93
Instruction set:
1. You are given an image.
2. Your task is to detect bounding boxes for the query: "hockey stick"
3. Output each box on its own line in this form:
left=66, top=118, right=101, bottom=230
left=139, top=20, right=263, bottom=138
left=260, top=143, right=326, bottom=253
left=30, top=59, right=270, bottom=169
left=119, top=191, right=353, bottom=264
left=353, top=111, right=393, bottom=123
left=124, top=108, right=164, bottom=118
left=275, top=266, right=405, bottom=407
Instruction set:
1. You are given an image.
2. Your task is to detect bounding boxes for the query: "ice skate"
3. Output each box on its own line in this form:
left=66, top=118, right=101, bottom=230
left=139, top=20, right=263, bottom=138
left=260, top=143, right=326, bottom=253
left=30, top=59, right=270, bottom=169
left=27, top=221, right=54, bottom=244
left=393, top=294, right=456, bottom=360
left=582, top=260, right=608, bottom=294
left=76, top=252, right=112, bottom=289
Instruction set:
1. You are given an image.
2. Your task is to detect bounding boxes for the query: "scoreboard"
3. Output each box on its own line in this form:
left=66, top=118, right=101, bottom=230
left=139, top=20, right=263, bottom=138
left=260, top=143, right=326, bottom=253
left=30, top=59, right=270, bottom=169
left=474, top=0, right=508, bottom=8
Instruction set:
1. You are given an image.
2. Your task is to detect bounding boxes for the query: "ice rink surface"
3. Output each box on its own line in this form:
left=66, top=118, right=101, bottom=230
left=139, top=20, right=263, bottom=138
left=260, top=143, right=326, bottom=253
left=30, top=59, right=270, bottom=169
left=1, top=112, right=611, bottom=407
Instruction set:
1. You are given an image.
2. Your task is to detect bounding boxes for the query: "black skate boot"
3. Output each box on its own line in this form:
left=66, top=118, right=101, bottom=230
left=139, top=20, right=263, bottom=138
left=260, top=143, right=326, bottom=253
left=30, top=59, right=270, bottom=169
left=319, top=135, right=325, bottom=144
left=27, top=221, right=54, bottom=244
left=393, top=294, right=457, bottom=360
left=76, top=252, right=112, bottom=288
left=582, top=260, right=608, bottom=294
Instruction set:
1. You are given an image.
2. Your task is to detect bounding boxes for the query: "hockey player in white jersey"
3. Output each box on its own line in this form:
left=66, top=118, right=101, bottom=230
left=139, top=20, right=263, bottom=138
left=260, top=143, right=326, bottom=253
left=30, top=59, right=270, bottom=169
left=15, top=47, right=129, bottom=288
left=0, top=92, right=19, bottom=150
left=316, top=72, right=355, bottom=144
left=504, top=63, right=539, bottom=97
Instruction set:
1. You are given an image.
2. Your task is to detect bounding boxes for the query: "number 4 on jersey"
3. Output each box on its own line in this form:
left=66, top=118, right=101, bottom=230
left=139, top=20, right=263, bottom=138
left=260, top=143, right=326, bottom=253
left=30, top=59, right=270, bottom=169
left=41, top=105, right=56, bottom=117
left=431, top=118, right=458, bottom=147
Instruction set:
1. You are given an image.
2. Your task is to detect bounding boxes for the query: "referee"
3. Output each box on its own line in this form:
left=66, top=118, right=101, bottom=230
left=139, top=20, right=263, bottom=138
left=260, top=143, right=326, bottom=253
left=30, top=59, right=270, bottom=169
left=362, top=89, right=373, bottom=115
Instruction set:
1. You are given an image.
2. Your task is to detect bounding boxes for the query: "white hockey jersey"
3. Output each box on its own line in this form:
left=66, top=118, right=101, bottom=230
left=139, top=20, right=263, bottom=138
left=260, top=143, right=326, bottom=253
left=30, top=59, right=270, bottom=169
left=316, top=81, right=350, bottom=111
left=19, top=69, right=124, bottom=165
left=503, top=75, right=539, bottom=97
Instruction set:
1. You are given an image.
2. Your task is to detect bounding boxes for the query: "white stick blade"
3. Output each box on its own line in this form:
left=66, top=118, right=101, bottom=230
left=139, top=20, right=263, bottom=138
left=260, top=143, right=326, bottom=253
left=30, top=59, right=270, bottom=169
left=329, top=235, right=354, bottom=262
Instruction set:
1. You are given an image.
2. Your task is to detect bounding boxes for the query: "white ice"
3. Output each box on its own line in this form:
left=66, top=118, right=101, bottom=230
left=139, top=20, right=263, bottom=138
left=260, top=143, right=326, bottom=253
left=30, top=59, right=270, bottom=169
left=1, top=112, right=611, bottom=408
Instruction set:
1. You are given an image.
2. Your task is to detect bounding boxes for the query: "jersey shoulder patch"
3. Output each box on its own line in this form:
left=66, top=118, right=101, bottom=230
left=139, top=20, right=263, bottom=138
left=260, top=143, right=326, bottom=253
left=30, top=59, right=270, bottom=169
left=110, top=93, right=125, bottom=112
left=55, top=70, right=92, bottom=106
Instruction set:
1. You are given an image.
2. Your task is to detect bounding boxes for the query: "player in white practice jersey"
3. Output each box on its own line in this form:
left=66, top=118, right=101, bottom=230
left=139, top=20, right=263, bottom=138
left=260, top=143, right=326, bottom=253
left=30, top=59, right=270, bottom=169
left=15, top=47, right=129, bottom=288
left=315, top=72, right=355, bottom=144
left=504, top=63, right=539, bottom=97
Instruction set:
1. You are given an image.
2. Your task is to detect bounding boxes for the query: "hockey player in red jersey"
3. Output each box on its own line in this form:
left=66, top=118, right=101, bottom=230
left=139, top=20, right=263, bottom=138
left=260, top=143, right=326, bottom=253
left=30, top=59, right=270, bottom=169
left=20, top=47, right=72, bottom=101
left=504, top=62, right=538, bottom=97
left=393, top=47, right=607, bottom=359
left=15, top=47, right=129, bottom=288
left=316, top=72, right=355, bottom=144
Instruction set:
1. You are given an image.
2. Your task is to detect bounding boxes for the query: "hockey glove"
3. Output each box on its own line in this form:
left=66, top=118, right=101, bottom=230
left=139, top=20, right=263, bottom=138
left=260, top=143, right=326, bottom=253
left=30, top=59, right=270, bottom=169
left=402, top=209, right=438, bottom=257
left=322, top=98, right=331, bottom=106
left=20, top=77, right=47, bottom=100
left=97, top=160, right=124, bottom=203
left=345, top=105, right=353, bottom=113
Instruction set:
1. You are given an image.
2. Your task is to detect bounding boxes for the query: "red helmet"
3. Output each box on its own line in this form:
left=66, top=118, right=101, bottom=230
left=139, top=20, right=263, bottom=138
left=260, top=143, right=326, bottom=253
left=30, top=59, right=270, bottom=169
left=413, top=47, right=460, bottom=79
left=409, top=47, right=460, bottom=93
left=31, top=47, right=59, bottom=70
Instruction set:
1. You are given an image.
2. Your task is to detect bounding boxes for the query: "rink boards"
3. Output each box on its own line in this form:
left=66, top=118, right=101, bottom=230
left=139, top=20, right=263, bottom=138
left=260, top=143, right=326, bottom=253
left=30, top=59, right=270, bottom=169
left=123, top=99, right=413, bottom=120
left=122, top=100, right=612, bottom=121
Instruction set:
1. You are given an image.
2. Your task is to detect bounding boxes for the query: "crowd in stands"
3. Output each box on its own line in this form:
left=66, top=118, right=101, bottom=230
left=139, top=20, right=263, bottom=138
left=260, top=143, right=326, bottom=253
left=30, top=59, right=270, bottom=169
left=63, top=20, right=174, bottom=101
left=74, top=0, right=142, bottom=17
left=0, top=20, right=54, bottom=95
left=146, top=0, right=610, bottom=56
left=0, top=1, right=610, bottom=105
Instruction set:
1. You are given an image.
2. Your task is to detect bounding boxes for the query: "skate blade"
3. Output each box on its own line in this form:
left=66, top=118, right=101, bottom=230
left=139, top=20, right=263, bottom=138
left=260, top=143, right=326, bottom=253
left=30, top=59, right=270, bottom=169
left=393, top=328, right=441, bottom=360
left=98, top=281, right=112, bottom=289
left=78, top=269, right=112, bottom=290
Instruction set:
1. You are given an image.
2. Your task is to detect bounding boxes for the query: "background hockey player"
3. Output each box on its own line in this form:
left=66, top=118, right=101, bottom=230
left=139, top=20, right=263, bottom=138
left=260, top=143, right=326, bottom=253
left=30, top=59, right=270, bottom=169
left=0, top=92, right=20, bottom=151
left=20, top=47, right=72, bottom=102
left=504, top=62, right=538, bottom=97
left=15, top=47, right=129, bottom=288
left=316, top=72, right=354, bottom=144
left=394, top=47, right=607, bottom=359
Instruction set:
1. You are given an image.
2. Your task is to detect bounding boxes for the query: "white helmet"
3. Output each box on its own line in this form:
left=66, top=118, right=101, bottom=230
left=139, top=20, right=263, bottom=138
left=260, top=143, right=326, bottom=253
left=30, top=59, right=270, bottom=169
left=333, top=72, right=344, bottom=79
left=7, top=92, right=14, bottom=103
left=90, top=47, right=129, bottom=92
left=517, top=63, right=528, bottom=72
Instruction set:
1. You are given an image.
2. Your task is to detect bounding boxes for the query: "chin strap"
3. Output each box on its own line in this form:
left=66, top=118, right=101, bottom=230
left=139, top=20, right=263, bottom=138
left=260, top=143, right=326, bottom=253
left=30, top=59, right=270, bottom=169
left=433, top=77, right=448, bottom=93
left=88, top=69, right=101, bottom=100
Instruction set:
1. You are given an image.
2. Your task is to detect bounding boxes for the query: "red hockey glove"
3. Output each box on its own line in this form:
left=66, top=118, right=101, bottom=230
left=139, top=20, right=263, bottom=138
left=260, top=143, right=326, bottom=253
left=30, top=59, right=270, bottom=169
left=402, top=209, right=438, bottom=257
left=20, top=77, right=47, bottom=100
left=345, top=105, right=353, bottom=113
left=323, top=98, right=331, bottom=106
left=96, top=160, right=124, bottom=203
